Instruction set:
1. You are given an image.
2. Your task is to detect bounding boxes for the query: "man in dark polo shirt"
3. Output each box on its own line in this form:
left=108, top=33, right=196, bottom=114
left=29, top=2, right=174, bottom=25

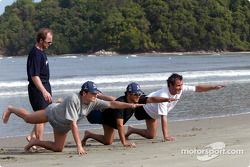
left=82, top=82, right=176, bottom=147
left=26, top=28, right=53, bottom=144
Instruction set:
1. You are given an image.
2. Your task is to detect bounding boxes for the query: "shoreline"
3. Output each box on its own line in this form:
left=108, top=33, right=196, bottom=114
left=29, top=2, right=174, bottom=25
left=52, top=51, right=250, bottom=57
left=0, top=51, right=250, bottom=58
left=0, top=113, right=249, bottom=166
left=1, top=111, right=250, bottom=140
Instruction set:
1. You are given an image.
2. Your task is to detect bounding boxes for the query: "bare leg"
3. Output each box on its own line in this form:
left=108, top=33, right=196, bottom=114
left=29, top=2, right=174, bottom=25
left=2, top=106, right=48, bottom=124
left=27, top=123, right=45, bottom=150
left=27, top=124, right=45, bottom=150
left=125, top=126, right=133, bottom=139
left=25, top=129, right=67, bottom=152
left=82, top=125, right=115, bottom=146
left=27, top=128, right=36, bottom=142
left=125, top=119, right=158, bottom=139
left=26, top=129, right=37, bottom=150
left=35, top=123, right=44, bottom=140
left=81, top=130, right=91, bottom=146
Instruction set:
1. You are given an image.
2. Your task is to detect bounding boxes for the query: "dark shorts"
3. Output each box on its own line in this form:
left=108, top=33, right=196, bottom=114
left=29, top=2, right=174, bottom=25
left=102, top=114, right=118, bottom=129
left=134, top=106, right=153, bottom=120
left=87, top=110, right=119, bottom=129
left=28, top=82, right=52, bottom=111
left=87, top=110, right=104, bottom=124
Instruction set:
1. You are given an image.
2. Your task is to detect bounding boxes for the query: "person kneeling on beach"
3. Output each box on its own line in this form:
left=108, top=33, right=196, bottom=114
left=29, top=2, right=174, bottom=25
left=125, top=73, right=225, bottom=141
left=2, top=81, right=143, bottom=155
left=82, top=82, right=177, bottom=147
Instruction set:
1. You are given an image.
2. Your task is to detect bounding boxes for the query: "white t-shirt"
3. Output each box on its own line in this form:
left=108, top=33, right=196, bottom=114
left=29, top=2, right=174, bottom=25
left=143, top=85, right=196, bottom=119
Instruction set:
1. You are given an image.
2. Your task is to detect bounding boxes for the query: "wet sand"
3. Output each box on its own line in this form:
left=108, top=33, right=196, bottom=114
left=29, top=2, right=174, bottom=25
left=0, top=114, right=249, bottom=167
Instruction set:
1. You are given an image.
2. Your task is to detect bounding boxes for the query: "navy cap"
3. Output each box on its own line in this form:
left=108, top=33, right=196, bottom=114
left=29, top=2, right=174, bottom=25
left=126, top=82, right=144, bottom=95
left=81, top=81, right=100, bottom=93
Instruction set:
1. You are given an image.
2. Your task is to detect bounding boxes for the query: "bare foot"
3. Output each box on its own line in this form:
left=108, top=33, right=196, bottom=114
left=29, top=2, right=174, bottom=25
left=81, top=130, right=91, bottom=146
left=125, top=126, right=133, bottom=139
left=26, top=135, right=32, bottom=142
left=24, top=138, right=39, bottom=152
left=26, top=135, right=37, bottom=150
left=2, top=106, right=12, bottom=124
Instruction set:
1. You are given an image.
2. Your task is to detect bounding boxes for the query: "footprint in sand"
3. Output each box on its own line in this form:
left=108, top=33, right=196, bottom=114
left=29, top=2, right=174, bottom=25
left=0, top=156, right=16, bottom=160
left=191, top=127, right=202, bottom=131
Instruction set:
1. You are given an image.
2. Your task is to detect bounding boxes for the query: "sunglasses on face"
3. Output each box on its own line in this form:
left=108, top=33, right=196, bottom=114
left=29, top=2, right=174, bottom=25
left=131, top=93, right=141, bottom=97
left=44, top=40, right=52, bottom=45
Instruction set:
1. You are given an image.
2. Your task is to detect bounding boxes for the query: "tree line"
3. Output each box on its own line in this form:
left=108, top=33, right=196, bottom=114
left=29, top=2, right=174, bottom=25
left=0, top=0, right=249, bottom=56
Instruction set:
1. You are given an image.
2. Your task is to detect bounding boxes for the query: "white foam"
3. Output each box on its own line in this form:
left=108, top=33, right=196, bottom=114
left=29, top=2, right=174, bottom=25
left=170, top=111, right=250, bottom=122
left=183, top=70, right=250, bottom=79
left=1, top=69, right=250, bottom=96
left=0, top=81, right=28, bottom=88
left=59, top=55, right=78, bottom=59
left=87, top=54, right=96, bottom=57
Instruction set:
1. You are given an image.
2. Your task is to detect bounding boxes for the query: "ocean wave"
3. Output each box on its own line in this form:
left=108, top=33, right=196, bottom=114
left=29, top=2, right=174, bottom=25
left=59, top=55, right=78, bottom=59
left=0, top=69, right=250, bottom=97
left=0, top=69, right=249, bottom=87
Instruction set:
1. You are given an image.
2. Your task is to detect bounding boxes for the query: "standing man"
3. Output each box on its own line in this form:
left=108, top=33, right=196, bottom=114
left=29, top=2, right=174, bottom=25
left=26, top=28, right=53, bottom=143
left=125, top=73, right=225, bottom=141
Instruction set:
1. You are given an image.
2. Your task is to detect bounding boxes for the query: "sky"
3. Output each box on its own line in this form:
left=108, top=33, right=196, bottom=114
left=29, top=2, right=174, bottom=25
left=0, top=0, right=41, bottom=15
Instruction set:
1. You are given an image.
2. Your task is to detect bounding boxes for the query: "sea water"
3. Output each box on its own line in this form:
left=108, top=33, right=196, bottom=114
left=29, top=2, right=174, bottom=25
left=0, top=52, right=250, bottom=138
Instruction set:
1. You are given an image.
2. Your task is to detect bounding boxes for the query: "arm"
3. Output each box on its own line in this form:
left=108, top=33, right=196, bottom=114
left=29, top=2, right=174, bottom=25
left=71, top=121, right=87, bottom=155
left=195, top=85, right=225, bottom=92
left=116, top=119, right=136, bottom=147
left=97, top=93, right=116, bottom=101
left=161, top=115, right=175, bottom=141
left=146, top=96, right=177, bottom=103
left=108, top=101, right=143, bottom=109
left=31, top=76, right=52, bottom=103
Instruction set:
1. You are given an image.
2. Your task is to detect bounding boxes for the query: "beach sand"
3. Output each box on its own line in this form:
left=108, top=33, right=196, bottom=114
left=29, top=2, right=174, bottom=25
left=0, top=114, right=249, bottom=167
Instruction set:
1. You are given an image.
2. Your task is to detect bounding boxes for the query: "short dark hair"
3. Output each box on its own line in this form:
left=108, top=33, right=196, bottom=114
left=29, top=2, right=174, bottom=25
left=79, top=90, right=88, bottom=96
left=36, top=28, right=53, bottom=43
left=167, top=73, right=183, bottom=87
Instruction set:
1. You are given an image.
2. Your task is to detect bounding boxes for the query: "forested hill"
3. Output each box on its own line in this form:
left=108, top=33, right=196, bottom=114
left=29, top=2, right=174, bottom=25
left=0, top=0, right=250, bottom=56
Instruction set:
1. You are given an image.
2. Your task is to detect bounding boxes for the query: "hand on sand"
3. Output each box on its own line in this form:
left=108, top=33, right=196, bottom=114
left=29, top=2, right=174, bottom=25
left=164, top=135, right=175, bottom=142
left=77, top=145, right=87, bottom=156
left=124, top=142, right=136, bottom=148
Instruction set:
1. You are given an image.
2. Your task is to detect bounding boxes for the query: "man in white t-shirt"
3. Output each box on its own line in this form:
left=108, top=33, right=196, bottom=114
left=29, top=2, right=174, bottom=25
left=125, top=73, right=224, bottom=141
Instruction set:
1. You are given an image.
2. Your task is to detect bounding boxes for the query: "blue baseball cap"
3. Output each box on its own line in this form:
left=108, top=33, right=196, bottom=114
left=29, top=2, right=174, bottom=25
left=81, top=81, right=100, bottom=93
left=126, top=82, right=144, bottom=95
